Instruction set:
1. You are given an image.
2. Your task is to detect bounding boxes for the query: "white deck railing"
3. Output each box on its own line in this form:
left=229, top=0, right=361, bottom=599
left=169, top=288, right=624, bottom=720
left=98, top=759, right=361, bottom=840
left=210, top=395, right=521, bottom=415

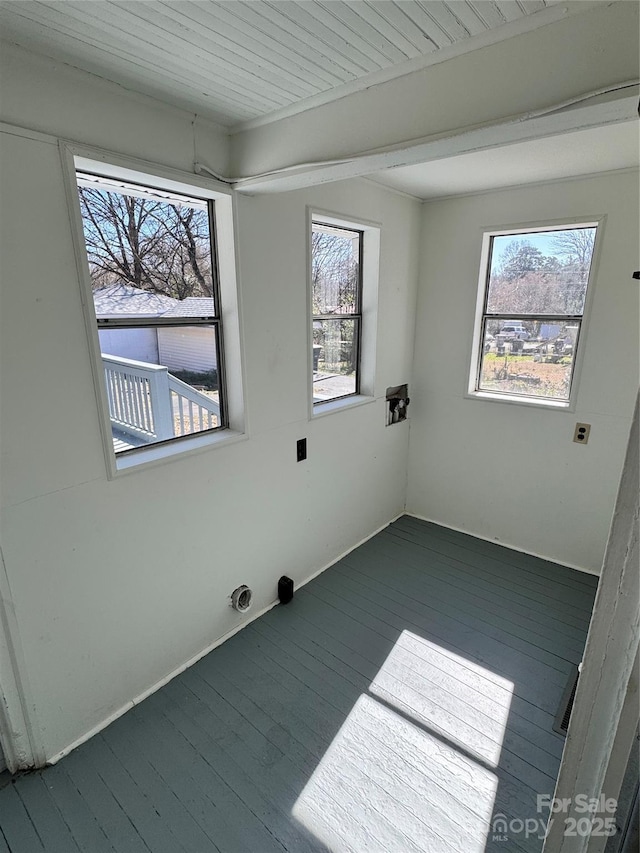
left=168, top=373, right=219, bottom=436
left=102, top=354, right=220, bottom=443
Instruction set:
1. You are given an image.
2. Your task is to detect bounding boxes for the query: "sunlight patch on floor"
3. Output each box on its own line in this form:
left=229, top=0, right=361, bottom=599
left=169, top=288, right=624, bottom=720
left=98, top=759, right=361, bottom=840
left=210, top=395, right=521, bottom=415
left=292, top=632, right=513, bottom=852
left=369, top=631, right=514, bottom=767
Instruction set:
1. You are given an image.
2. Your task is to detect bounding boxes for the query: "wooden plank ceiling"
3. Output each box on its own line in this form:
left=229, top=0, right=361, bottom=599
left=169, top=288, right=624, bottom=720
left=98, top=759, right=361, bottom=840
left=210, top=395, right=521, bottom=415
left=0, top=1, right=555, bottom=127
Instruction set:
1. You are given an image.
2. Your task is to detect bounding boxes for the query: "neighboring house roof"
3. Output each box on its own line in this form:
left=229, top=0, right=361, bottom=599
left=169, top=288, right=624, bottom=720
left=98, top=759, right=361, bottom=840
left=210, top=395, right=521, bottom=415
left=93, top=284, right=213, bottom=318
left=162, top=297, right=215, bottom=318
left=93, top=283, right=176, bottom=317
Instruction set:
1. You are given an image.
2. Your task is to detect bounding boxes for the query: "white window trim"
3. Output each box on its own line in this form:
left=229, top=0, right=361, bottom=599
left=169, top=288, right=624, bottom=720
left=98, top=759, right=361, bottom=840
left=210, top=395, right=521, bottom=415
left=59, top=142, right=246, bottom=477
left=466, top=216, right=605, bottom=412
left=307, top=207, right=380, bottom=419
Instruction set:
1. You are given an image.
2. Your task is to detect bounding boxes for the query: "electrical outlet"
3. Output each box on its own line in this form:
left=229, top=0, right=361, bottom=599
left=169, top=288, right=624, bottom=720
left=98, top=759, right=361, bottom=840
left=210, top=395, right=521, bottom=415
left=573, top=423, right=591, bottom=445
left=296, top=438, right=307, bottom=462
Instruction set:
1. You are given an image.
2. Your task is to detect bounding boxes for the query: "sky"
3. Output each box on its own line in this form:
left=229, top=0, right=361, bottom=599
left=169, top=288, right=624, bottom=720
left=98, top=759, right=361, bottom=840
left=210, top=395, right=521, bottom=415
left=491, top=231, right=560, bottom=273
left=489, top=228, right=595, bottom=274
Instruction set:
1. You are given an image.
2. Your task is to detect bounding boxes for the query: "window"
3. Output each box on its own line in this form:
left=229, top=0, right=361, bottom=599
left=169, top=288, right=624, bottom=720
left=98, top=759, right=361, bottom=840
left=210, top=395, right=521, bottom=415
left=470, top=223, right=599, bottom=406
left=311, top=220, right=363, bottom=404
left=76, top=171, right=227, bottom=456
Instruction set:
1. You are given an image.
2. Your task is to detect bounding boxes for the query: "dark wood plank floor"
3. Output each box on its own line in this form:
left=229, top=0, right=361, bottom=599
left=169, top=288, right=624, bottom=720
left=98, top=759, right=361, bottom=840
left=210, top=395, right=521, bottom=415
left=0, top=516, right=598, bottom=852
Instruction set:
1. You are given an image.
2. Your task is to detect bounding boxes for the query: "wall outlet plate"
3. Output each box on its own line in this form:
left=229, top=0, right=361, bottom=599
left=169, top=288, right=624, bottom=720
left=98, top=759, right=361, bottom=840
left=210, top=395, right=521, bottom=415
left=573, top=423, right=591, bottom=444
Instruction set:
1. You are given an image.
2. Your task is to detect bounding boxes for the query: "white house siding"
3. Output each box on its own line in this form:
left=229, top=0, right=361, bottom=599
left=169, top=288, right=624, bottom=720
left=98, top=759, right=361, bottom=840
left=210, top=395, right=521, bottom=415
left=157, top=326, right=217, bottom=374
left=98, top=327, right=159, bottom=364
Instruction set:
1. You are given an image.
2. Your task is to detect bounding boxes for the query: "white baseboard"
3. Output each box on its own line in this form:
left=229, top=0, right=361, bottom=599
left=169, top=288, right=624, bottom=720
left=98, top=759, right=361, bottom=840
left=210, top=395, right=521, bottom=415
left=46, top=596, right=280, bottom=766
left=47, top=510, right=403, bottom=766
left=296, top=511, right=405, bottom=591
left=403, top=511, right=600, bottom=577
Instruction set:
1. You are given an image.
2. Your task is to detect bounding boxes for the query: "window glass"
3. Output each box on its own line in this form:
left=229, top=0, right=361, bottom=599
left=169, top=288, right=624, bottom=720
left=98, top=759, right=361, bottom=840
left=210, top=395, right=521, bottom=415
left=77, top=173, right=225, bottom=454
left=472, top=225, right=597, bottom=404
left=312, top=318, right=359, bottom=402
left=311, top=221, right=362, bottom=404
left=486, top=228, right=595, bottom=315
left=311, top=223, right=361, bottom=315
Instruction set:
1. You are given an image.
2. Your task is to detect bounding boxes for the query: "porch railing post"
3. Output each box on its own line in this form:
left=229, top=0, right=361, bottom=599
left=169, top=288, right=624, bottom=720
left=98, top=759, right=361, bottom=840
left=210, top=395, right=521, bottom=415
left=147, top=366, right=174, bottom=440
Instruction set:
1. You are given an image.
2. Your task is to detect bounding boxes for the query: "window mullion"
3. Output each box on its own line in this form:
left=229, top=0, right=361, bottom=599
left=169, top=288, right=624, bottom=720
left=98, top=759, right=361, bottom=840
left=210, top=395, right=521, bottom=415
left=98, top=317, right=218, bottom=329
left=313, top=313, right=361, bottom=321
left=483, top=314, right=584, bottom=322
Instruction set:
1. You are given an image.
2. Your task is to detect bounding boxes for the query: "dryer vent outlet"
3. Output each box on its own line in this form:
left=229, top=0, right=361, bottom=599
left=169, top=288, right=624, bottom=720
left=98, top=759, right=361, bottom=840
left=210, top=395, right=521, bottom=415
left=230, top=585, right=253, bottom=613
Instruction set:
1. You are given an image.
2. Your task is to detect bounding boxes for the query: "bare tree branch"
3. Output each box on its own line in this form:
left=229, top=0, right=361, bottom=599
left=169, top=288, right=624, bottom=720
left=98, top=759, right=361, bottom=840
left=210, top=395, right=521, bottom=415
left=78, top=187, right=213, bottom=299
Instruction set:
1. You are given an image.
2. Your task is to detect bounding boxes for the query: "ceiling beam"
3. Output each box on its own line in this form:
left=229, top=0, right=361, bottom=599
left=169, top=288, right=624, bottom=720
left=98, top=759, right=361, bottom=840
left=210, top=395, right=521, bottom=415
left=232, top=87, right=638, bottom=194
left=228, top=2, right=639, bottom=195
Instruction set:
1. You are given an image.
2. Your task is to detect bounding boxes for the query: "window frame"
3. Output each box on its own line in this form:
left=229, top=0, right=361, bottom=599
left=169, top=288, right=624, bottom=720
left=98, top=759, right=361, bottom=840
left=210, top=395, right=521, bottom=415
left=467, top=218, right=603, bottom=411
left=308, top=209, right=380, bottom=418
left=311, top=220, right=364, bottom=404
left=79, top=172, right=228, bottom=448
left=60, top=143, right=246, bottom=476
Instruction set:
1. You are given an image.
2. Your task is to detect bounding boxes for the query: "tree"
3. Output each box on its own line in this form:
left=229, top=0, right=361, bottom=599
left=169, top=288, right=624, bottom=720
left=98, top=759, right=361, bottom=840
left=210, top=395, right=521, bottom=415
left=499, top=240, right=546, bottom=281
left=488, top=269, right=566, bottom=315
left=551, top=229, right=596, bottom=313
left=311, top=227, right=359, bottom=374
left=489, top=232, right=596, bottom=316
left=311, top=229, right=358, bottom=315
left=78, top=186, right=213, bottom=299
left=551, top=228, right=596, bottom=276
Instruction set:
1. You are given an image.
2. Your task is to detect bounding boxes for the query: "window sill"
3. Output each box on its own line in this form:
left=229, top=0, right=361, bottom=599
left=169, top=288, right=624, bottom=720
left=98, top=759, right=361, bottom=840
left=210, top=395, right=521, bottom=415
left=111, top=428, right=247, bottom=476
left=311, top=394, right=375, bottom=419
left=466, top=390, right=573, bottom=411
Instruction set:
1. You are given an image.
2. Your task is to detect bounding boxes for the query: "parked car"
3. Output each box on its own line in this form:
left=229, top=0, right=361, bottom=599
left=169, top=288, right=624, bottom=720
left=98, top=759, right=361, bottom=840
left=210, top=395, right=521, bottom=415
left=500, top=323, right=529, bottom=340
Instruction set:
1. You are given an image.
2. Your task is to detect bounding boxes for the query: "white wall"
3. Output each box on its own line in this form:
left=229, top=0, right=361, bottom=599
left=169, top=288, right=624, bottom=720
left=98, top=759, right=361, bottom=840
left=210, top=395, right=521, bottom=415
left=0, top=51, right=420, bottom=763
left=2, top=34, right=637, bottom=772
left=406, top=171, right=639, bottom=574
left=0, top=42, right=229, bottom=177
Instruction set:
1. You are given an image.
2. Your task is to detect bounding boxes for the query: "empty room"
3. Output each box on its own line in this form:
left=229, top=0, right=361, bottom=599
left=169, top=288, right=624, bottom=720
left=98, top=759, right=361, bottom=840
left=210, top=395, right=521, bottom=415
left=0, top=2, right=638, bottom=851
